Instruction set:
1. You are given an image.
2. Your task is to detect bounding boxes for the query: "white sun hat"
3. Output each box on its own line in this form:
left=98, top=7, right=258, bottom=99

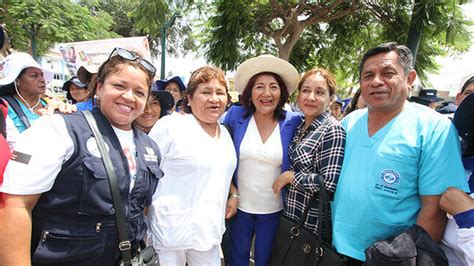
left=0, top=52, right=49, bottom=86
left=457, top=73, right=474, bottom=93
left=77, top=64, right=99, bottom=85
left=234, top=54, right=300, bottom=95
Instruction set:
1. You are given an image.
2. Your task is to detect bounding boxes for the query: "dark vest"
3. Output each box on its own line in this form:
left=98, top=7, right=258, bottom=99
left=31, top=108, right=162, bottom=266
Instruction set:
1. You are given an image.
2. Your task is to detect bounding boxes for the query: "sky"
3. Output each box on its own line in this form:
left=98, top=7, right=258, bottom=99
left=162, top=52, right=207, bottom=84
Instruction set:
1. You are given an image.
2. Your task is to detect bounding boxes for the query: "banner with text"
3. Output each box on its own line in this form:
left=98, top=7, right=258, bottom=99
left=57, top=36, right=151, bottom=76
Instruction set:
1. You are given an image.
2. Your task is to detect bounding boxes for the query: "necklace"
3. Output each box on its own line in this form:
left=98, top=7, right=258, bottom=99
left=17, top=95, right=41, bottom=113
left=29, top=98, right=42, bottom=111
left=14, top=82, right=42, bottom=112
left=294, top=127, right=307, bottom=144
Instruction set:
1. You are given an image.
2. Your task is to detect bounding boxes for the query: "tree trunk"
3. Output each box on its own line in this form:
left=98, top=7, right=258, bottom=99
left=406, top=0, right=425, bottom=67
left=276, top=23, right=305, bottom=61
left=278, top=46, right=291, bottom=61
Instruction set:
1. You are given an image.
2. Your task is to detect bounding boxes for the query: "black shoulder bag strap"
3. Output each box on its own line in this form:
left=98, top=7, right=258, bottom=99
left=316, top=176, right=331, bottom=247
left=1, top=95, right=31, bottom=128
left=294, top=116, right=332, bottom=235
left=83, top=111, right=133, bottom=263
left=294, top=176, right=331, bottom=246
left=294, top=190, right=317, bottom=230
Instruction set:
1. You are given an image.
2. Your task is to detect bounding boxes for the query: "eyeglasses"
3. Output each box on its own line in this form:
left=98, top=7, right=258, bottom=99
left=108, top=48, right=156, bottom=76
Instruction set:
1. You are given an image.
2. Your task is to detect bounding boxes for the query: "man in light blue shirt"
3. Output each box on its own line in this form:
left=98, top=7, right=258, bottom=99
left=332, top=42, right=469, bottom=264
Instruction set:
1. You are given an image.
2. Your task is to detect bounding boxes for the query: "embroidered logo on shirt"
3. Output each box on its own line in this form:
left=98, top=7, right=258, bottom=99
left=144, top=146, right=158, bottom=162
left=11, top=150, right=32, bottom=164
left=86, top=137, right=109, bottom=158
left=380, top=169, right=400, bottom=186
left=374, top=169, right=400, bottom=195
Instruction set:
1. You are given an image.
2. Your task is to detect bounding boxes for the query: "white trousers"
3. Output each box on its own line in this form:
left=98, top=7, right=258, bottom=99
left=157, top=245, right=221, bottom=266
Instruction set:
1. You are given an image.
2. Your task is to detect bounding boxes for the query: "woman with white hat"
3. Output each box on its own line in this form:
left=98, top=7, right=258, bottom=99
left=456, top=74, right=474, bottom=106
left=222, top=55, right=302, bottom=265
left=0, top=52, right=74, bottom=148
left=74, top=65, right=99, bottom=111
left=0, top=53, right=48, bottom=130
left=0, top=47, right=162, bottom=265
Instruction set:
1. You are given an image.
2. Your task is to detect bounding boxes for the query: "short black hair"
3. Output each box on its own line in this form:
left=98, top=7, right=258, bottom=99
left=358, top=42, right=414, bottom=80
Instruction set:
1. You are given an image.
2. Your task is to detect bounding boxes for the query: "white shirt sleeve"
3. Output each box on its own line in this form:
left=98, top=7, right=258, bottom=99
left=148, top=115, right=174, bottom=160
left=5, top=115, right=19, bottom=151
left=457, top=227, right=474, bottom=265
left=1, top=114, right=74, bottom=195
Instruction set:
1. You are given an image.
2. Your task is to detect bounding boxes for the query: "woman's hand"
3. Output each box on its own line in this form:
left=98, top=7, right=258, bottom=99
left=226, top=183, right=239, bottom=219
left=272, top=171, right=295, bottom=195
left=225, top=197, right=238, bottom=219
left=38, top=99, right=77, bottom=116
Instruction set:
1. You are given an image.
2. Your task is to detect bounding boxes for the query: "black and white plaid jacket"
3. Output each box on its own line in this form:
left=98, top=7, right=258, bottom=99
left=284, top=111, right=346, bottom=236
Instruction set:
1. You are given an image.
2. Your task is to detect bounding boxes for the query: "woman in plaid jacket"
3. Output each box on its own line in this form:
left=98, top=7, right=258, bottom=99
left=272, top=67, right=346, bottom=237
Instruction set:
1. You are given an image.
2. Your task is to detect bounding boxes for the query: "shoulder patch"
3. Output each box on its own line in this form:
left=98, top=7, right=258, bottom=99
left=144, top=146, right=158, bottom=162
left=86, top=137, right=109, bottom=158
left=11, top=150, right=32, bottom=164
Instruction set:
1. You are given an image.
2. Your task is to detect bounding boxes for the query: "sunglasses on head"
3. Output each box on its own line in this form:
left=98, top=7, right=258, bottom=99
left=108, top=47, right=157, bottom=76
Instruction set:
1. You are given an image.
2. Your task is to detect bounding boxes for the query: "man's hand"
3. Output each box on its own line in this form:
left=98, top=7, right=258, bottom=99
left=440, top=187, right=474, bottom=215
left=272, top=171, right=295, bottom=195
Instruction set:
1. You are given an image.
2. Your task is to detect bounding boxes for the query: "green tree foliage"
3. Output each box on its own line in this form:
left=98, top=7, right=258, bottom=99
left=1, top=0, right=119, bottom=56
left=128, top=0, right=196, bottom=57
left=200, top=0, right=472, bottom=93
left=79, top=0, right=139, bottom=37
left=305, top=1, right=472, bottom=88
left=201, top=0, right=359, bottom=69
left=202, top=0, right=263, bottom=71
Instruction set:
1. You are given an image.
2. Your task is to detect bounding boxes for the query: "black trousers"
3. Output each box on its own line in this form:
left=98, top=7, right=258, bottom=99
left=347, top=256, right=364, bottom=266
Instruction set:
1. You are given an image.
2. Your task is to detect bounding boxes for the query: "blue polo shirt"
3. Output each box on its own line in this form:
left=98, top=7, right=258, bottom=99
left=75, top=98, right=94, bottom=111
left=332, top=103, right=469, bottom=261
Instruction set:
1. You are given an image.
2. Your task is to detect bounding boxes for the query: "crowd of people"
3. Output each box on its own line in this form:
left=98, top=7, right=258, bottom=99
left=0, top=41, right=472, bottom=266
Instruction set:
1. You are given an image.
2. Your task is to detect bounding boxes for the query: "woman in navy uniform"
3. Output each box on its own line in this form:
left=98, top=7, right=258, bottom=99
left=0, top=48, right=162, bottom=265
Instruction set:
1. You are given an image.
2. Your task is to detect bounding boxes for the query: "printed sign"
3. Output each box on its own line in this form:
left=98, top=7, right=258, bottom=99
left=57, top=36, right=151, bottom=76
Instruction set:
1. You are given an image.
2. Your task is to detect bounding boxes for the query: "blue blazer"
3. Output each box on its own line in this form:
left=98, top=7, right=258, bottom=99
left=222, top=105, right=302, bottom=187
